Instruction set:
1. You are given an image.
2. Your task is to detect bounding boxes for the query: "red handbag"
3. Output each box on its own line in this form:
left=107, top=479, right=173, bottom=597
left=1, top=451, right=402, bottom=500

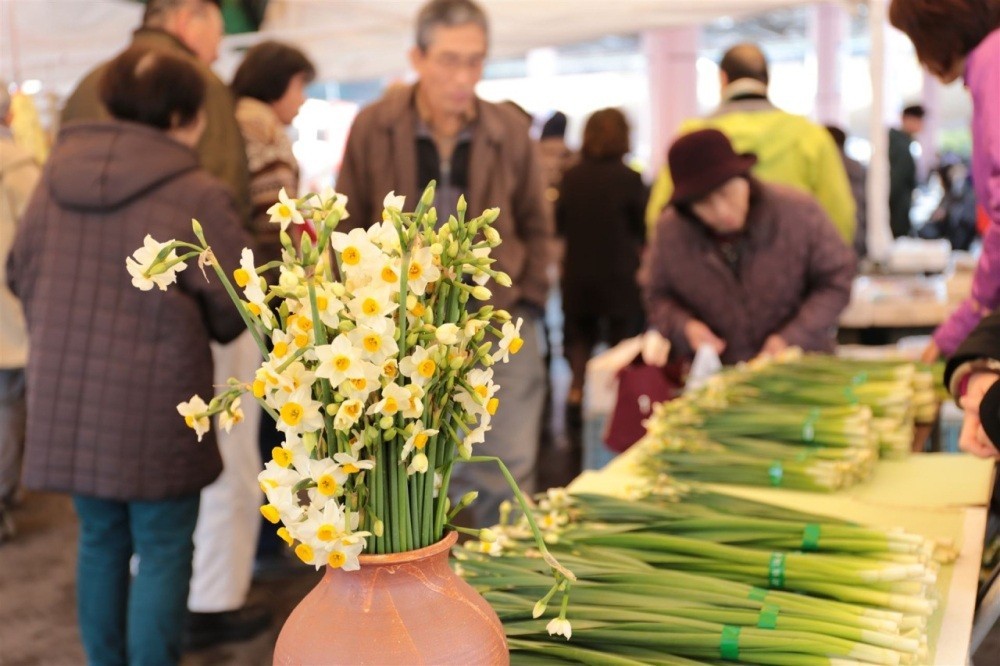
left=603, top=358, right=686, bottom=453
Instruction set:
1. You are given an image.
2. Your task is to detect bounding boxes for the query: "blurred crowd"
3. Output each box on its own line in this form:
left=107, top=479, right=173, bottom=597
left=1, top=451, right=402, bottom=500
left=1, top=0, right=998, bottom=663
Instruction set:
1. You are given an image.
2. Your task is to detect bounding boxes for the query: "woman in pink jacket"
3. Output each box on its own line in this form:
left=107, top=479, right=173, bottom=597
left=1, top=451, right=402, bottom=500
left=889, top=0, right=1000, bottom=362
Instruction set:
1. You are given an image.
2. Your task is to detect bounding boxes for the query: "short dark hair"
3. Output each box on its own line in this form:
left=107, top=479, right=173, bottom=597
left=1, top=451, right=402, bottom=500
left=581, top=108, right=630, bottom=161
left=143, top=0, right=221, bottom=28
left=100, top=46, right=205, bottom=129
left=719, top=43, right=769, bottom=86
left=825, top=125, right=847, bottom=150
left=415, top=0, right=489, bottom=51
left=231, top=41, right=316, bottom=103
left=902, top=104, right=926, bottom=119
left=889, top=0, right=1000, bottom=77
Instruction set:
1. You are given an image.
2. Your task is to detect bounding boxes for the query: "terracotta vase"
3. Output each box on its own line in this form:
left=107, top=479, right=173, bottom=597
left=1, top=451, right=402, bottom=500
left=273, top=531, right=509, bottom=665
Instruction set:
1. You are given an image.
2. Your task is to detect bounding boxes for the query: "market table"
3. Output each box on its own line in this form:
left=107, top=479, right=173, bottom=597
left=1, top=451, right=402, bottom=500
left=568, top=451, right=995, bottom=664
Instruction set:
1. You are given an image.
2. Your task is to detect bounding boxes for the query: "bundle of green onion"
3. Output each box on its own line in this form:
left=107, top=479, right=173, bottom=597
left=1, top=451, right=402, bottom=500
left=639, top=352, right=940, bottom=490
left=457, top=487, right=950, bottom=665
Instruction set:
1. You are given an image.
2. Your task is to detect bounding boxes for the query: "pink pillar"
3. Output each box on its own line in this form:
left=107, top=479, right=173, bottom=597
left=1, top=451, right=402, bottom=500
left=812, top=2, right=848, bottom=126
left=643, top=26, right=699, bottom=177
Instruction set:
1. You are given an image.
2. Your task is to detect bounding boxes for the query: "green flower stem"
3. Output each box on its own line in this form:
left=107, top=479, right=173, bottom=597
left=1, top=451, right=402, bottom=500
left=398, top=447, right=412, bottom=551
left=421, top=432, right=439, bottom=545
left=434, top=461, right=455, bottom=535
left=467, top=455, right=576, bottom=583
left=253, top=395, right=280, bottom=423
left=306, top=281, right=336, bottom=440
left=367, top=450, right=380, bottom=554
left=388, top=438, right=401, bottom=552
left=409, top=474, right=422, bottom=547
left=205, top=252, right=268, bottom=357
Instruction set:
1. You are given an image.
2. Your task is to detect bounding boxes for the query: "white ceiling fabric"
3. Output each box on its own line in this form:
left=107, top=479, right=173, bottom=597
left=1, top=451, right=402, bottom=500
left=1, top=0, right=858, bottom=90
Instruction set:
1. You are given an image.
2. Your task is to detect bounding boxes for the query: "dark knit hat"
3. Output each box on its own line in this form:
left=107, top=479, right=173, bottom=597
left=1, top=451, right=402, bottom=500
left=667, top=129, right=757, bottom=205
left=540, top=111, right=567, bottom=140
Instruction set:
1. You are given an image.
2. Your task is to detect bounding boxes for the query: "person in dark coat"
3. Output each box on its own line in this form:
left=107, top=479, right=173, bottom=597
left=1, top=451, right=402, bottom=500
left=642, top=129, right=855, bottom=365
left=6, top=47, right=250, bottom=665
left=888, top=104, right=924, bottom=238
left=557, top=108, right=646, bottom=409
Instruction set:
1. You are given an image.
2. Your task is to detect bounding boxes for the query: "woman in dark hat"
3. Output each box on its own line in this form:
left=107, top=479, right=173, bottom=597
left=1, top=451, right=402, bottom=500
left=641, top=128, right=855, bottom=365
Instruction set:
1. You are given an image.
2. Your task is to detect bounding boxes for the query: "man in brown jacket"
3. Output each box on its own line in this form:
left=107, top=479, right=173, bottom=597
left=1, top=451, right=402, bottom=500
left=336, top=0, right=553, bottom=526
left=61, top=0, right=250, bottom=222
left=643, top=129, right=855, bottom=365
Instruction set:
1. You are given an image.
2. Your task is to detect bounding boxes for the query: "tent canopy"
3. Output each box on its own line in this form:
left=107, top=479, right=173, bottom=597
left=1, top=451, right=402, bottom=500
left=1, top=0, right=855, bottom=90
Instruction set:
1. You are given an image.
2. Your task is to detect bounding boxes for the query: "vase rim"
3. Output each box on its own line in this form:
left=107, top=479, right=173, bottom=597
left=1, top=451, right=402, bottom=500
left=354, top=530, right=459, bottom=566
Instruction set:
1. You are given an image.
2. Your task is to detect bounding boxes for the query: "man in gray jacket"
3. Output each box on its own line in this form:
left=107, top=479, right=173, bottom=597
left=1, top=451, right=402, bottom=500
left=336, top=0, right=553, bottom=526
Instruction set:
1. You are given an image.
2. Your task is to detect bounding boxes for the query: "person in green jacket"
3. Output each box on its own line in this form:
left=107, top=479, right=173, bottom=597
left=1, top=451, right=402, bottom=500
left=61, top=0, right=250, bottom=223
left=645, top=43, right=856, bottom=246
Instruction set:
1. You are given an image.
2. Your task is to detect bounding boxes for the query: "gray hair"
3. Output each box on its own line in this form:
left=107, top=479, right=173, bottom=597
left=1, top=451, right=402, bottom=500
left=415, top=0, right=489, bottom=51
left=142, top=0, right=220, bottom=28
left=0, top=82, right=10, bottom=121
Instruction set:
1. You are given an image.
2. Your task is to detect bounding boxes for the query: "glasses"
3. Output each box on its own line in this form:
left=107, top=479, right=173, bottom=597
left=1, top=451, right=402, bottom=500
left=427, top=52, right=486, bottom=73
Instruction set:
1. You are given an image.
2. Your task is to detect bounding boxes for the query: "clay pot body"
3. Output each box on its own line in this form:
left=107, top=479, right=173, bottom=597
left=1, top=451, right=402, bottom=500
left=273, top=532, right=509, bottom=665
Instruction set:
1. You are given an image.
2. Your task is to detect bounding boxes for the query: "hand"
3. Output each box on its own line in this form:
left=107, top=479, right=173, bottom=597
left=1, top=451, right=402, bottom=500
left=684, top=320, right=725, bottom=355
left=958, top=372, right=1000, bottom=458
left=919, top=340, right=940, bottom=364
left=641, top=329, right=671, bottom=367
left=759, top=334, right=788, bottom=358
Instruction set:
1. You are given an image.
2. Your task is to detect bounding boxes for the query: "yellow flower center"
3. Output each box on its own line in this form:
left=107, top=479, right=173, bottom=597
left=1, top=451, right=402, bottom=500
left=362, top=298, right=380, bottom=316
left=298, top=317, right=313, bottom=332
left=414, top=433, right=429, bottom=450
left=317, top=524, right=336, bottom=541
left=277, top=527, right=294, bottom=546
left=381, top=267, right=398, bottom=283
left=328, top=551, right=347, bottom=568
left=418, top=359, right=436, bottom=378
left=317, top=295, right=328, bottom=310
left=474, top=385, right=488, bottom=399
left=252, top=379, right=266, bottom=398
left=294, top=333, right=310, bottom=347
left=184, top=415, right=195, bottom=428
left=280, top=403, right=304, bottom=426
left=509, top=337, right=524, bottom=354
left=247, top=302, right=262, bottom=316
left=278, top=204, right=292, bottom=219
left=272, top=446, right=293, bottom=467
left=345, top=401, right=362, bottom=417
left=273, top=341, right=289, bottom=358
left=486, top=397, right=499, bottom=415
left=363, top=335, right=381, bottom=353
left=294, top=543, right=314, bottom=564
left=233, top=268, right=250, bottom=287
left=260, top=504, right=280, bottom=524
left=411, top=302, right=426, bottom=317
left=383, top=361, right=398, bottom=378
left=343, top=463, right=360, bottom=474
left=383, top=397, right=398, bottom=414
left=334, top=356, right=351, bottom=372
left=262, top=479, right=278, bottom=489
left=408, top=262, right=423, bottom=280
left=342, top=246, right=361, bottom=265
left=317, top=474, right=338, bottom=496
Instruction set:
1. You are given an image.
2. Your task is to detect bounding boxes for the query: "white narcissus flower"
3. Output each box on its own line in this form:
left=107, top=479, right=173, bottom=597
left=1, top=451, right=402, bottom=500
left=338, top=361, right=381, bottom=402
left=313, top=285, right=345, bottom=329
left=457, top=367, right=497, bottom=414
left=459, top=422, right=491, bottom=459
left=401, top=383, right=425, bottom=420
left=546, top=618, right=572, bottom=640
left=271, top=385, right=324, bottom=437
left=366, top=382, right=411, bottom=418
left=373, top=254, right=403, bottom=290
left=435, top=323, right=460, bottom=345
left=319, top=187, right=349, bottom=221
left=401, top=424, right=438, bottom=460
left=326, top=534, right=368, bottom=571
left=267, top=187, right=305, bottom=231
left=367, top=220, right=402, bottom=253
left=383, top=191, right=406, bottom=212
left=126, top=235, right=186, bottom=291
left=218, top=397, right=244, bottom=433
left=492, top=318, right=525, bottom=363
left=233, top=248, right=258, bottom=290
left=470, top=247, right=492, bottom=286
left=348, top=284, right=398, bottom=325
left=347, top=318, right=399, bottom=365
left=333, top=398, right=365, bottom=432
left=331, top=227, right=380, bottom=273
left=176, top=395, right=210, bottom=441
left=333, top=447, right=375, bottom=475
left=406, top=452, right=429, bottom=475
left=314, top=334, right=365, bottom=386
left=404, top=246, right=440, bottom=295
left=261, top=483, right=304, bottom=524
left=305, top=459, right=348, bottom=499
left=399, top=345, right=438, bottom=386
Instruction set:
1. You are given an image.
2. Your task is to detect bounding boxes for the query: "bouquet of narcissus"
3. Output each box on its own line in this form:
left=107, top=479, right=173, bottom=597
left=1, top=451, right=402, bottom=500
left=126, top=182, right=572, bottom=606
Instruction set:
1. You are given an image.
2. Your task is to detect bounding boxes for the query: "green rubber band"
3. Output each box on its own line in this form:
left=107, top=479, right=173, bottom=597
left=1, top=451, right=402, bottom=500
left=802, top=523, right=821, bottom=551
left=768, top=461, right=783, bottom=486
left=757, top=603, right=780, bottom=629
left=768, top=552, right=786, bottom=588
left=748, top=587, right=769, bottom=601
left=852, top=371, right=868, bottom=385
left=844, top=386, right=859, bottom=404
left=719, top=625, right=741, bottom=661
